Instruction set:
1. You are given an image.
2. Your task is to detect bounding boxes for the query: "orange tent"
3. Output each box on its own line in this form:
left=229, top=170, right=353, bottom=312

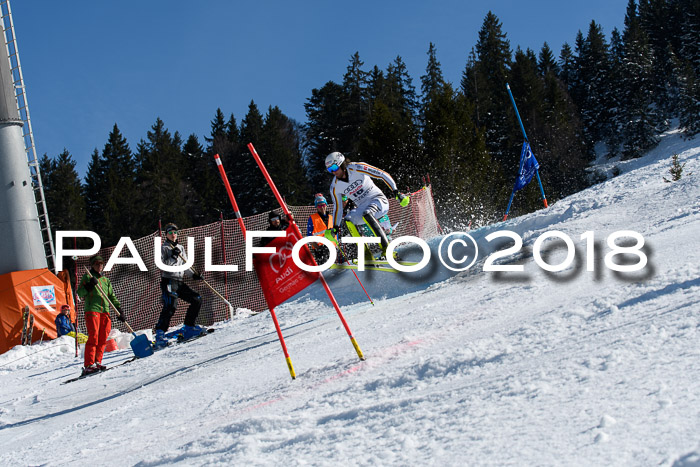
left=0, top=268, right=72, bottom=354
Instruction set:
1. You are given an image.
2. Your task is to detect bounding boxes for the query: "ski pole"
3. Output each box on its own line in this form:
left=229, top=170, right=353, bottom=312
left=189, top=265, right=235, bottom=318
left=40, top=328, right=45, bottom=344
left=331, top=233, right=374, bottom=306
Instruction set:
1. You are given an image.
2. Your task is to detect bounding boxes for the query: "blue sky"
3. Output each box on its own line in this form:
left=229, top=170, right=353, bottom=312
left=11, top=1, right=627, bottom=178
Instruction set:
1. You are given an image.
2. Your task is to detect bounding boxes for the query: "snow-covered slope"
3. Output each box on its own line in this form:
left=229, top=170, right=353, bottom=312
left=1, top=129, right=698, bottom=466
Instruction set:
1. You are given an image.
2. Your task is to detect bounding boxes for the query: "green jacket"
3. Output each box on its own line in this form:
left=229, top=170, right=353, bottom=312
left=77, top=269, right=120, bottom=314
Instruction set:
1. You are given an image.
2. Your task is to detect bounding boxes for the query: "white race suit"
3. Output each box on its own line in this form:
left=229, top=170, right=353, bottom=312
left=329, top=162, right=398, bottom=231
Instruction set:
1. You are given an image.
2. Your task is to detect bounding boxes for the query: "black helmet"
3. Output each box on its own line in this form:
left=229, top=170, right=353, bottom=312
left=164, top=223, right=178, bottom=233
left=268, top=211, right=280, bottom=220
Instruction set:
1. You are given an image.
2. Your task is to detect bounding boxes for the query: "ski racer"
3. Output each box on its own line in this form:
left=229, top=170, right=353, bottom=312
left=325, top=151, right=409, bottom=256
left=154, top=223, right=205, bottom=348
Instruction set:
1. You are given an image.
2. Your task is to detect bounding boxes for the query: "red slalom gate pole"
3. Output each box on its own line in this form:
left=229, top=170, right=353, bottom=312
left=246, top=143, right=365, bottom=361
left=213, top=153, right=297, bottom=379
left=219, top=211, right=230, bottom=320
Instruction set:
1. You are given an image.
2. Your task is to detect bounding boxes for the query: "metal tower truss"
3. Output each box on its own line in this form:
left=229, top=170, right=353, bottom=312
left=0, top=0, right=55, bottom=271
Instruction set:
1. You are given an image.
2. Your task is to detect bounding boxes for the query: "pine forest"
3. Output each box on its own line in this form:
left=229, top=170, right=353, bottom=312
left=40, top=2, right=700, bottom=248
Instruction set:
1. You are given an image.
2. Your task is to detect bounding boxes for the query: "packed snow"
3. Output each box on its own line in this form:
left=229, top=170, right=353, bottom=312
left=1, top=128, right=698, bottom=466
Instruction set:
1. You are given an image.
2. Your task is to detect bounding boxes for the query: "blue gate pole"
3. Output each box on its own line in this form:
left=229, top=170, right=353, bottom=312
left=506, top=83, right=548, bottom=209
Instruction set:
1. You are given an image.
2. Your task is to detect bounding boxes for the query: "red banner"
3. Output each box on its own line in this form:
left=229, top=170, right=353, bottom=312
left=253, top=226, right=319, bottom=310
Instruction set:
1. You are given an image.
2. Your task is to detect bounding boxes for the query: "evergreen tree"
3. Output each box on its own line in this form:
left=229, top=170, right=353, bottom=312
left=83, top=148, right=107, bottom=235
left=538, top=42, right=560, bottom=77
left=236, top=101, right=270, bottom=215
left=360, top=56, right=422, bottom=185
left=205, top=108, right=228, bottom=155
left=182, top=133, right=224, bottom=225
left=637, top=0, right=678, bottom=118
left=420, top=42, right=448, bottom=163
left=43, top=150, right=87, bottom=232
left=465, top=12, right=517, bottom=177
left=605, top=28, right=625, bottom=158
left=541, top=70, right=589, bottom=199
left=135, top=118, right=189, bottom=234
left=304, top=81, right=346, bottom=192
left=423, top=81, right=499, bottom=225
left=677, top=61, right=700, bottom=136
left=340, top=52, right=369, bottom=158
left=39, top=153, right=52, bottom=203
left=366, top=65, right=386, bottom=107
left=203, top=108, right=241, bottom=219
left=226, top=113, right=240, bottom=147
left=421, top=42, right=446, bottom=100
left=572, top=21, right=612, bottom=154
left=568, top=31, right=587, bottom=108
left=510, top=48, right=545, bottom=138
left=621, top=1, right=659, bottom=158
left=358, top=98, right=421, bottom=187
left=675, top=0, right=700, bottom=136
left=509, top=48, right=551, bottom=212
left=419, top=40, right=502, bottom=222
left=461, top=48, right=484, bottom=125
left=558, top=42, right=576, bottom=87
left=100, top=124, right=137, bottom=244
left=260, top=106, right=310, bottom=205
left=678, top=0, right=700, bottom=75
left=41, top=150, right=88, bottom=253
left=387, top=56, right=420, bottom=123
left=510, top=46, right=589, bottom=212
left=663, top=153, right=689, bottom=182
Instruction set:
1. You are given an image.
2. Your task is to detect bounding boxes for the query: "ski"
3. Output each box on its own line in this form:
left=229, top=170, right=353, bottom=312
left=176, top=328, right=215, bottom=343
left=25, top=311, right=35, bottom=346
left=20, top=306, right=29, bottom=346
left=153, top=328, right=215, bottom=351
left=362, top=259, right=419, bottom=267
left=330, top=257, right=420, bottom=273
left=62, top=357, right=138, bottom=384
left=330, top=263, right=400, bottom=273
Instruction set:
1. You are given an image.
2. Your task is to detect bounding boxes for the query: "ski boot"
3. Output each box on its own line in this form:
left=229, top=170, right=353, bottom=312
left=180, top=325, right=205, bottom=340
left=153, top=329, right=169, bottom=349
left=81, top=364, right=100, bottom=376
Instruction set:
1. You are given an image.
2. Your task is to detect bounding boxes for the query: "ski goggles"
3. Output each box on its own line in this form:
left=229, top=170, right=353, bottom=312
left=326, top=163, right=341, bottom=173
left=270, top=216, right=280, bottom=222
left=166, top=229, right=178, bottom=235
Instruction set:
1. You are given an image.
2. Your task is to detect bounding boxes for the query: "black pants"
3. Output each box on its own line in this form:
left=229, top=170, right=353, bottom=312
left=157, top=278, right=201, bottom=331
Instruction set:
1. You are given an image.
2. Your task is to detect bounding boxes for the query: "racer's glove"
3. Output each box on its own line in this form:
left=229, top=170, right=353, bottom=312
left=192, top=272, right=203, bottom=281
left=324, top=227, right=339, bottom=243
left=393, top=190, right=410, bottom=207
left=171, top=247, right=181, bottom=259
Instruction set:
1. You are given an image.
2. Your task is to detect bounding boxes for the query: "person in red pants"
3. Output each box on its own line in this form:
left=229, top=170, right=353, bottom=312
left=77, top=255, right=126, bottom=375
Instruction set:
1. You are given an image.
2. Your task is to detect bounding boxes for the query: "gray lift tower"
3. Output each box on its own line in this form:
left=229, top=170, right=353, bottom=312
left=0, top=0, right=54, bottom=275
